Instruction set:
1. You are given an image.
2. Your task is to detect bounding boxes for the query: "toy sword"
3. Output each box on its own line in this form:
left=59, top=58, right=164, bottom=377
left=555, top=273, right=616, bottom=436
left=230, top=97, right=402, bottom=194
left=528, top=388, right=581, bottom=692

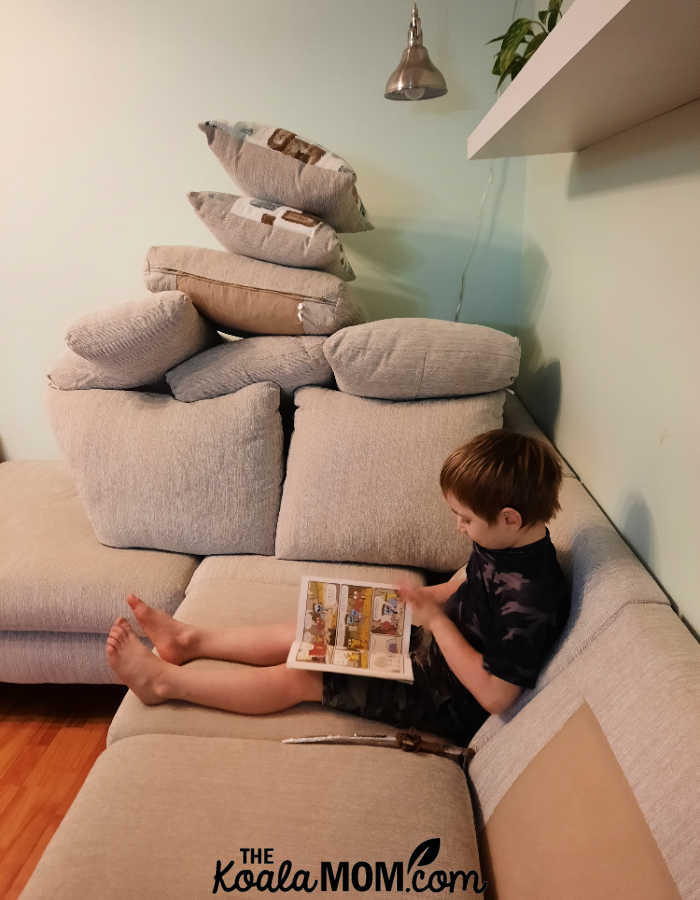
left=282, top=727, right=474, bottom=768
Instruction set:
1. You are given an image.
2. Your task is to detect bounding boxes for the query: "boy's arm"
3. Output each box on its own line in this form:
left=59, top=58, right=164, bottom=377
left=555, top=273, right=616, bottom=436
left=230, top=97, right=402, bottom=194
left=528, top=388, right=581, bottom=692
left=423, top=565, right=467, bottom=603
left=429, top=614, right=523, bottom=715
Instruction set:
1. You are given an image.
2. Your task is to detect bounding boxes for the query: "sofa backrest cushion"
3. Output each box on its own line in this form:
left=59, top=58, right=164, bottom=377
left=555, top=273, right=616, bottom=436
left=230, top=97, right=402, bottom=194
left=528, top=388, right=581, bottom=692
left=45, top=381, right=283, bottom=555
left=188, top=191, right=355, bottom=281
left=323, top=318, right=521, bottom=400
left=199, top=120, right=373, bottom=233
left=275, top=386, right=505, bottom=571
left=468, top=603, right=698, bottom=899
left=144, top=245, right=364, bottom=337
left=165, top=335, right=332, bottom=404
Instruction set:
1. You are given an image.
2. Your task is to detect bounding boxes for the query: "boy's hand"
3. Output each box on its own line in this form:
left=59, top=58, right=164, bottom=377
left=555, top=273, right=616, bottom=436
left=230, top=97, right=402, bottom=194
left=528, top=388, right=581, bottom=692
left=397, top=581, right=446, bottom=629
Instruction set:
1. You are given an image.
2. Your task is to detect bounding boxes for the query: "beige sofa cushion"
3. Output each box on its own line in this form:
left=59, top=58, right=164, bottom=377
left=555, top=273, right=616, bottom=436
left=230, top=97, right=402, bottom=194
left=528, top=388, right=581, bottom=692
left=188, top=191, right=355, bottom=280
left=324, top=318, right=521, bottom=399
left=107, top=555, right=428, bottom=745
left=468, top=603, right=699, bottom=899
left=144, top=245, right=363, bottom=336
left=199, top=120, right=373, bottom=233
left=45, top=382, right=283, bottom=555
left=49, top=291, right=218, bottom=390
left=0, top=631, right=120, bottom=684
left=165, top=335, right=332, bottom=403
left=20, top=733, right=482, bottom=900
left=275, top=386, right=505, bottom=571
left=480, top=702, right=681, bottom=900
left=0, top=460, right=199, bottom=634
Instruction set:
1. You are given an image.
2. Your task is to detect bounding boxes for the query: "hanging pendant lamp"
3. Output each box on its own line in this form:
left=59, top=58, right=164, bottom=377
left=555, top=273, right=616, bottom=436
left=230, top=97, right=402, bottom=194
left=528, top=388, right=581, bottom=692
left=384, top=3, right=447, bottom=101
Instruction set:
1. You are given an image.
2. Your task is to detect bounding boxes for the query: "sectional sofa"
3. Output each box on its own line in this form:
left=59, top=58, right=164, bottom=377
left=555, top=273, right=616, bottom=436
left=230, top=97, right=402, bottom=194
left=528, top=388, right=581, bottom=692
left=7, top=378, right=699, bottom=899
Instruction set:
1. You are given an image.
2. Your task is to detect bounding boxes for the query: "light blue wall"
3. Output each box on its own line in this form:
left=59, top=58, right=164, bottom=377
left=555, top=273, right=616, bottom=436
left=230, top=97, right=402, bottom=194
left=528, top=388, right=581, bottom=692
left=517, top=99, right=700, bottom=634
left=1, top=0, right=525, bottom=459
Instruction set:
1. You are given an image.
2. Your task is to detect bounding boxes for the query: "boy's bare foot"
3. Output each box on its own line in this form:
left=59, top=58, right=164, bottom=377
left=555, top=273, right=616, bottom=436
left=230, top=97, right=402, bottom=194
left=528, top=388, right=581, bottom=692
left=126, top=594, right=197, bottom=665
left=105, top=618, right=173, bottom=705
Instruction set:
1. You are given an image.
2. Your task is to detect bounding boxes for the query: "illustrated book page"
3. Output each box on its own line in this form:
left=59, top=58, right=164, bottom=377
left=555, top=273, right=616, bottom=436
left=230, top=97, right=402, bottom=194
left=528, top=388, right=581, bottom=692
left=285, top=576, right=414, bottom=682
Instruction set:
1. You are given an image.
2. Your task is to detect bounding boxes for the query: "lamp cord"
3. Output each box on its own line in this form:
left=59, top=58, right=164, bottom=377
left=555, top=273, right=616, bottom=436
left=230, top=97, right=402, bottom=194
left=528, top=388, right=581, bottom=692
left=454, top=0, right=521, bottom=323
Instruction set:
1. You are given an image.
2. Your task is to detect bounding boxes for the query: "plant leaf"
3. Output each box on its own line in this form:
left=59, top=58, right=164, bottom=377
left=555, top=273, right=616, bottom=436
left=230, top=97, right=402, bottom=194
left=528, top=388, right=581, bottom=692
left=497, top=21, right=533, bottom=73
left=486, top=33, right=507, bottom=44
left=509, top=57, right=527, bottom=79
left=547, top=0, right=562, bottom=30
left=538, top=10, right=548, bottom=24
left=522, top=30, right=547, bottom=59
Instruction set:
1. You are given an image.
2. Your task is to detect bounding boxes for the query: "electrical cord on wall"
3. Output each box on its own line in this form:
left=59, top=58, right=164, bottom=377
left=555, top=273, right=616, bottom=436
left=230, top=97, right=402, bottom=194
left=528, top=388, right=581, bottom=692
left=454, top=0, right=521, bottom=322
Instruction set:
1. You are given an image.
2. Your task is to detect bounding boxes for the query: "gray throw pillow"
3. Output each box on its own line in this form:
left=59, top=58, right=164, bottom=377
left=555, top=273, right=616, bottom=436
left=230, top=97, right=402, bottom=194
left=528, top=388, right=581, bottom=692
left=275, top=386, right=506, bottom=571
left=50, top=291, right=218, bottom=389
left=166, top=335, right=332, bottom=403
left=46, top=381, right=283, bottom=556
left=323, top=318, right=521, bottom=399
left=188, top=192, right=355, bottom=281
left=48, top=348, right=177, bottom=391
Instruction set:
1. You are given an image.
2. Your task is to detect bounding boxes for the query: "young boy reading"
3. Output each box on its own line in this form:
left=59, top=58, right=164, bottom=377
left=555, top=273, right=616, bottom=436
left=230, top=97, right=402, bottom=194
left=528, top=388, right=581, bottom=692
left=106, top=429, right=570, bottom=747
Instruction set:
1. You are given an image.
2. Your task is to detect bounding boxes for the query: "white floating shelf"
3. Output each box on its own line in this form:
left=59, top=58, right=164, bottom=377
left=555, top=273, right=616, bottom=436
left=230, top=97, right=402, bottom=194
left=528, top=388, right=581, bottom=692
left=467, top=0, right=700, bottom=159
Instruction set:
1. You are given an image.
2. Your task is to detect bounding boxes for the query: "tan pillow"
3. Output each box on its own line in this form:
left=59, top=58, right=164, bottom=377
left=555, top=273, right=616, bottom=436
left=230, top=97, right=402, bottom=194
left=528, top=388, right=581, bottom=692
left=324, top=318, right=521, bottom=399
left=165, top=336, right=332, bottom=403
left=188, top=192, right=355, bottom=281
left=275, top=387, right=506, bottom=571
left=144, top=245, right=364, bottom=336
left=46, top=382, right=283, bottom=556
left=198, top=120, right=372, bottom=233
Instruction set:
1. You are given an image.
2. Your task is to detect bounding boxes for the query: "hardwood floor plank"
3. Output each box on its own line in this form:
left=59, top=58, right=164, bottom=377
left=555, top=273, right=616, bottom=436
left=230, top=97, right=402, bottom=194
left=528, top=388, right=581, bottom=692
left=0, top=683, right=126, bottom=897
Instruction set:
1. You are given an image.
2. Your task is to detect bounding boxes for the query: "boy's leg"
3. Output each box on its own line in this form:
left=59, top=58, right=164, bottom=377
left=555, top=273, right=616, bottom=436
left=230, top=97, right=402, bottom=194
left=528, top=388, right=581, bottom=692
left=126, top=595, right=296, bottom=666
left=106, top=618, right=322, bottom=713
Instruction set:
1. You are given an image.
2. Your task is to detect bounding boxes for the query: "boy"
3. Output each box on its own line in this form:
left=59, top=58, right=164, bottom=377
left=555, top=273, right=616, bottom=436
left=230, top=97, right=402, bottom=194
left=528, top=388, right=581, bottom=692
left=106, top=430, right=570, bottom=747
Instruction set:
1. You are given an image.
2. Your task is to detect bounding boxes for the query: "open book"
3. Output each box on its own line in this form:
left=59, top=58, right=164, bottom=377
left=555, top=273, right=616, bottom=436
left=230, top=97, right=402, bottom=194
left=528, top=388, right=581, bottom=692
left=285, top=575, right=414, bottom=683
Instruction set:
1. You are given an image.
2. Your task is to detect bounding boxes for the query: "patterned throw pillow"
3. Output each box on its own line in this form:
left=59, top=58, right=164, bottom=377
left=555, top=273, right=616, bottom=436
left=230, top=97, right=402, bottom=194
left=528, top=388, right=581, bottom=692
left=198, top=121, right=372, bottom=233
left=188, top=192, right=355, bottom=281
left=144, top=245, right=364, bottom=337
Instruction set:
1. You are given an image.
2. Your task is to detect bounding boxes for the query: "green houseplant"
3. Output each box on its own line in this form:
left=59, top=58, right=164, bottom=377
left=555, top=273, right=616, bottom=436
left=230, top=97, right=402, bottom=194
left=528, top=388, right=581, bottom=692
left=488, top=0, right=563, bottom=88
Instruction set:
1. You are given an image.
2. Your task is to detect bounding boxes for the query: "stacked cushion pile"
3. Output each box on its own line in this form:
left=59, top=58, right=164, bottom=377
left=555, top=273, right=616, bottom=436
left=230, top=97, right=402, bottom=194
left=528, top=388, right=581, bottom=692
left=44, top=118, right=523, bottom=565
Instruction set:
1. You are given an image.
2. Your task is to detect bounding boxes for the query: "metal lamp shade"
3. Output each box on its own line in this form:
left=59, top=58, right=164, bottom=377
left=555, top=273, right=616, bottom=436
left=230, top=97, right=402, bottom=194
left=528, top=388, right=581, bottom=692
left=384, top=4, right=447, bottom=101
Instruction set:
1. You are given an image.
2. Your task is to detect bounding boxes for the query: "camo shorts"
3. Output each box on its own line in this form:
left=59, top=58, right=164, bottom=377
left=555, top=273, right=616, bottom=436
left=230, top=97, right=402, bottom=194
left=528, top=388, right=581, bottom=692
left=321, top=625, right=489, bottom=747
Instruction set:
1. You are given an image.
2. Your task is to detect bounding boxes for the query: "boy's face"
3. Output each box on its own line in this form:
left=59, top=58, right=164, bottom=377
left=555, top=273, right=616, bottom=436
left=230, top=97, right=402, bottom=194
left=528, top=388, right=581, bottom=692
left=444, top=492, right=519, bottom=550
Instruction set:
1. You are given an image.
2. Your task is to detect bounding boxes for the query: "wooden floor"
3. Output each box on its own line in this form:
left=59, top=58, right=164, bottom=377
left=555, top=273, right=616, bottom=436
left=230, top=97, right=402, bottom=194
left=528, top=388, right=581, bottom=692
left=0, top=683, right=126, bottom=899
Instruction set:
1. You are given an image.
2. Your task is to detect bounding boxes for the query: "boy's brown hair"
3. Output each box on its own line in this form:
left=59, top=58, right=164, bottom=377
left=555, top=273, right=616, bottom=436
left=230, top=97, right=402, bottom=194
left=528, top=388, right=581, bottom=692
left=440, top=429, right=563, bottom=527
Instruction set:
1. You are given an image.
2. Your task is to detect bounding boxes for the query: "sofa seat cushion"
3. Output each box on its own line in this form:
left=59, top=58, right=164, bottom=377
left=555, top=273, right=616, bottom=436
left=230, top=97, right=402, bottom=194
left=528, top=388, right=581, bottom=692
left=467, top=603, right=699, bottom=899
left=0, top=631, right=120, bottom=683
left=108, top=556, right=432, bottom=745
left=21, top=733, right=482, bottom=900
left=0, top=460, right=199, bottom=634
